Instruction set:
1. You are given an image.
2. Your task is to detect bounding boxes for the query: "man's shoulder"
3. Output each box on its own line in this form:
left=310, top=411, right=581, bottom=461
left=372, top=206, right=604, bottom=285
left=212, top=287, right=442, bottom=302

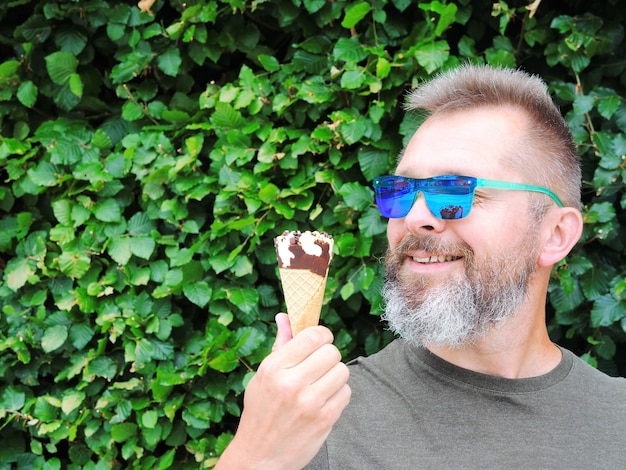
left=347, top=338, right=405, bottom=367
left=346, top=339, right=412, bottom=382
left=564, top=347, right=626, bottom=398
left=344, top=340, right=439, bottom=401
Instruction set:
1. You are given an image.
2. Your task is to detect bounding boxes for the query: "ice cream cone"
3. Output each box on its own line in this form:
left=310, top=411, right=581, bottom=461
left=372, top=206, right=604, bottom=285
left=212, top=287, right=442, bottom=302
left=279, top=268, right=328, bottom=336
left=274, top=230, right=334, bottom=336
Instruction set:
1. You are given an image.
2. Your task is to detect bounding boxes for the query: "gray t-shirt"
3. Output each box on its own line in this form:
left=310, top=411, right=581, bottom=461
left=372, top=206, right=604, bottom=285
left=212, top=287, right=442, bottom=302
left=307, top=340, right=626, bottom=469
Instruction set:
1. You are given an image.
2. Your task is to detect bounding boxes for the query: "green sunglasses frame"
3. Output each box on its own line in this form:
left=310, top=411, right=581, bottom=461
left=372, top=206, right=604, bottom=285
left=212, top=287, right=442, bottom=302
left=373, top=174, right=564, bottom=219
left=475, top=178, right=564, bottom=207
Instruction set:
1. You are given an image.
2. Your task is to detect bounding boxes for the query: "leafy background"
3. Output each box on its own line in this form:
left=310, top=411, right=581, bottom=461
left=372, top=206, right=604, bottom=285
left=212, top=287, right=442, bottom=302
left=0, top=0, right=625, bottom=467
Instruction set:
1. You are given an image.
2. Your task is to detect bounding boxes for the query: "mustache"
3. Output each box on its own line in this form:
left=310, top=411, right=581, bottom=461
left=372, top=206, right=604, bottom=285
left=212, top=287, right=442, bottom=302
left=384, top=234, right=475, bottom=278
left=392, top=234, right=473, bottom=256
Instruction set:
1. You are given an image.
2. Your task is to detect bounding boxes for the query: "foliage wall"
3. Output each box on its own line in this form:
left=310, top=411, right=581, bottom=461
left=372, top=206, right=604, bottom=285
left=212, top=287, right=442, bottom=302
left=1, top=0, right=625, bottom=467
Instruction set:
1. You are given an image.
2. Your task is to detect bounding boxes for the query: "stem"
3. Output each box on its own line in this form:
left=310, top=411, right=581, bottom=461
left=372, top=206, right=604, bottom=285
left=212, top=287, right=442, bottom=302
left=122, top=84, right=159, bottom=125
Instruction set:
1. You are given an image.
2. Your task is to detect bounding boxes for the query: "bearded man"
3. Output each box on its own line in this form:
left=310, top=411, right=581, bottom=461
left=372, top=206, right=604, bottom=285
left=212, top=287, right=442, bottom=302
left=216, top=65, right=626, bottom=470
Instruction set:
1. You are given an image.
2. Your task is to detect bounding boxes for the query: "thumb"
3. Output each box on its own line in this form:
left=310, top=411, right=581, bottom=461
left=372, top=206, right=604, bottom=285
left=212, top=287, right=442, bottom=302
left=272, top=313, right=293, bottom=351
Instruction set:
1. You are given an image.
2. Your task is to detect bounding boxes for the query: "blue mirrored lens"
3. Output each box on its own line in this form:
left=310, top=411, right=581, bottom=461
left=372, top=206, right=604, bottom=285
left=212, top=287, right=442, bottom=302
left=422, top=193, right=468, bottom=219
left=373, top=177, right=414, bottom=218
left=373, top=175, right=476, bottom=219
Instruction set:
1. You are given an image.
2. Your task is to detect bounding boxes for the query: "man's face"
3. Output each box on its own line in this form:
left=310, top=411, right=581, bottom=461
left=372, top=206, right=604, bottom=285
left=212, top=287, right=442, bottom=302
left=383, top=106, right=541, bottom=347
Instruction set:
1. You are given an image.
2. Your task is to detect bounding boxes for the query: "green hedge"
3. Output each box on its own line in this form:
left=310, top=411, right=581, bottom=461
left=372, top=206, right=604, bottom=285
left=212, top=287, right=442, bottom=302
left=1, top=0, right=625, bottom=467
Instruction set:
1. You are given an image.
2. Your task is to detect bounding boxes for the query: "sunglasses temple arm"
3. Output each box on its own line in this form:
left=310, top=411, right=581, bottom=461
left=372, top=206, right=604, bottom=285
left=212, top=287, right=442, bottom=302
left=476, top=179, right=564, bottom=207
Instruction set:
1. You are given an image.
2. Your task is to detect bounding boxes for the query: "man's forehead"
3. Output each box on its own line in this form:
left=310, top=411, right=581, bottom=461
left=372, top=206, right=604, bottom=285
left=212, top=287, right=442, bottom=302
left=396, top=106, right=528, bottom=178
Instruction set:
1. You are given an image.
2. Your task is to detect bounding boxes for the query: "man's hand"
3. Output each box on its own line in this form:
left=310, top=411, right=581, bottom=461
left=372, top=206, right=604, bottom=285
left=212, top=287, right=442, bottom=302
left=215, top=314, right=351, bottom=469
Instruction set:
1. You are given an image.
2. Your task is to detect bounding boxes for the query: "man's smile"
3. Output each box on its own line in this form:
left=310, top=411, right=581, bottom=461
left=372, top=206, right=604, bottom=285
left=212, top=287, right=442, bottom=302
left=411, top=255, right=463, bottom=264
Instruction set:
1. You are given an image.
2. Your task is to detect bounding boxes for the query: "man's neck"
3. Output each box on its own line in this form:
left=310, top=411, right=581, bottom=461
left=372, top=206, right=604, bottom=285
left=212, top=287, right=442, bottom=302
left=425, top=310, right=562, bottom=379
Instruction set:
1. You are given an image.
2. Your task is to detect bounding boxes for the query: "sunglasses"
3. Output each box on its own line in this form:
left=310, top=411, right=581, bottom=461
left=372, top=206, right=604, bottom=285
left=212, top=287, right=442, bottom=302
left=373, top=174, right=564, bottom=219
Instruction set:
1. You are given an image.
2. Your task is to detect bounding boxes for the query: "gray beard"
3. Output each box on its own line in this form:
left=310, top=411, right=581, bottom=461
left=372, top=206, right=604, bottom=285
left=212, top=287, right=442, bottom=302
left=381, top=233, right=539, bottom=348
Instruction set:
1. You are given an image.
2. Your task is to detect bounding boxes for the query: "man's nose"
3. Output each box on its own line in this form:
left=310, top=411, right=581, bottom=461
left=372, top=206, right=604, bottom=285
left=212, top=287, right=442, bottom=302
left=403, top=192, right=446, bottom=233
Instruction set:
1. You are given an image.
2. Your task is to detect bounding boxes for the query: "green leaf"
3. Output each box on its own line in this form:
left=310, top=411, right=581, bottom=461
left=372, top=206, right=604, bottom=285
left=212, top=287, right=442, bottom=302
left=184, top=133, right=204, bottom=157
left=550, top=15, right=572, bottom=33
left=129, top=236, right=156, bottom=260
left=299, top=77, right=334, bottom=103
left=136, top=338, right=174, bottom=364
left=45, top=51, right=79, bottom=85
left=41, top=325, right=69, bottom=353
left=340, top=69, right=366, bottom=89
left=53, top=83, right=81, bottom=111
left=551, top=282, right=585, bottom=315
left=141, top=409, right=159, bottom=429
left=34, top=396, right=60, bottom=421
left=93, top=199, right=122, bottom=222
left=61, top=391, right=85, bottom=415
left=233, top=327, right=266, bottom=356
left=375, top=57, right=391, bottom=79
left=211, top=102, right=245, bottom=128
left=485, top=46, right=516, bottom=68
left=167, top=247, right=193, bottom=267
left=68, top=73, right=83, bottom=98
left=109, top=236, right=132, bottom=265
left=162, top=109, right=191, bottom=123
left=232, top=255, right=253, bottom=277
left=586, top=201, right=615, bottom=223
left=358, top=147, right=391, bottom=180
left=338, top=182, right=374, bottom=211
left=227, top=287, right=259, bottom=315
left=596, top=93, right=620, bottom=119
left=183, top=281, right=212, bottom=308
left=259, top=182, right=279, bottom=203
left=570, top=52, right=591, bottom=73
left=111, top=423, right=138, bottom=443
left=17, top=81, right=38, bottom=107
left=340, top=280, right=355, bottom=300
left=415, top=40, right=450, bottom=74
left=55, top=27, right=88, bottom=55
left=292, top=50, right=327, bottom=74
left=358, top=207, right=388, bottom=237
left=591, top=294, right=626, bottom=327
left=92, top=129, right=113, bottom=149
left=573, top=94, right=594, bottom=114
left=338, top=115, right=370, bottom=144
left=58, top=251, right=91, bottom=279
left=86, top=356, right=117, bottom=379
left=258, top=54, right=280, bottom=72
left=28, top=161, right=61, bottom=187
left=70, top=323, right=95, bottom=350
left=122, top=100, right=144, bottom=121
left=20, top=14, right=51, bottom=43
left=68, top=443, right=91, bottom=465
left=303, top=0, right=325, bottom=14
left=52, top=199, right=72, bottom=225
left=110, top=50, right=152, bottom=84
left=157, top=48, right=182, bottom=76
left=333, top=37, right=367, bottom=63
left=5, top=257, right=35, bottom=291
left=595, top=335, right=616, bottom=360
left=434, top=3, right=458, bottom=36
left=0, top=60, right=19, bottom=84
left=579, top=266, right=611, bottom=301
left=0, top=386, right=26, bottom=412
left=341, top=2, right=372, bottom=29
left=208, top=349, right=239, bottom=372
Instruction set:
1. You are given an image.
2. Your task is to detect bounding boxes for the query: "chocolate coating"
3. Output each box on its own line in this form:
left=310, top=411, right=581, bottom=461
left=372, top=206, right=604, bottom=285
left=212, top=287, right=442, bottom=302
left=275, top=230, right=333, bottom=276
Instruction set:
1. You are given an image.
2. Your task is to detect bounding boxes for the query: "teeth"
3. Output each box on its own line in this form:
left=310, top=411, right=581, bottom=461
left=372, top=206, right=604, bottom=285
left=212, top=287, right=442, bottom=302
left=412, top=255, right=459, bottom=263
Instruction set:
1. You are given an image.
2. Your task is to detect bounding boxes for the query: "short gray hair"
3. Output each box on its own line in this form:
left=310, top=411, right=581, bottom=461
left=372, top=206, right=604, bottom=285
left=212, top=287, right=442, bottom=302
left=404, top=65, right=581, bottom=210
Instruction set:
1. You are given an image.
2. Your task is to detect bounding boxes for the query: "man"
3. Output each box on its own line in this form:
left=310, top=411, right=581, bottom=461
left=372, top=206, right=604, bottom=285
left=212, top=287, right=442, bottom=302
left=216, top=65, right=626, bottom=469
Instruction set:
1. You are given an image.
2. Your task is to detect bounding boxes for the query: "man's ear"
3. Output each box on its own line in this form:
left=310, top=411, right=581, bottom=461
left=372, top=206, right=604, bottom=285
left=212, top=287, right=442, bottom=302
left=537, top=207, right=583, bottom=267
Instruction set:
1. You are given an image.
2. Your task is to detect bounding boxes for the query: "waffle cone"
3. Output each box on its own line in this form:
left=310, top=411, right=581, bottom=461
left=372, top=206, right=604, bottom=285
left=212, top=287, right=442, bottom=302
left=279, top=268, right=328, bottom=336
